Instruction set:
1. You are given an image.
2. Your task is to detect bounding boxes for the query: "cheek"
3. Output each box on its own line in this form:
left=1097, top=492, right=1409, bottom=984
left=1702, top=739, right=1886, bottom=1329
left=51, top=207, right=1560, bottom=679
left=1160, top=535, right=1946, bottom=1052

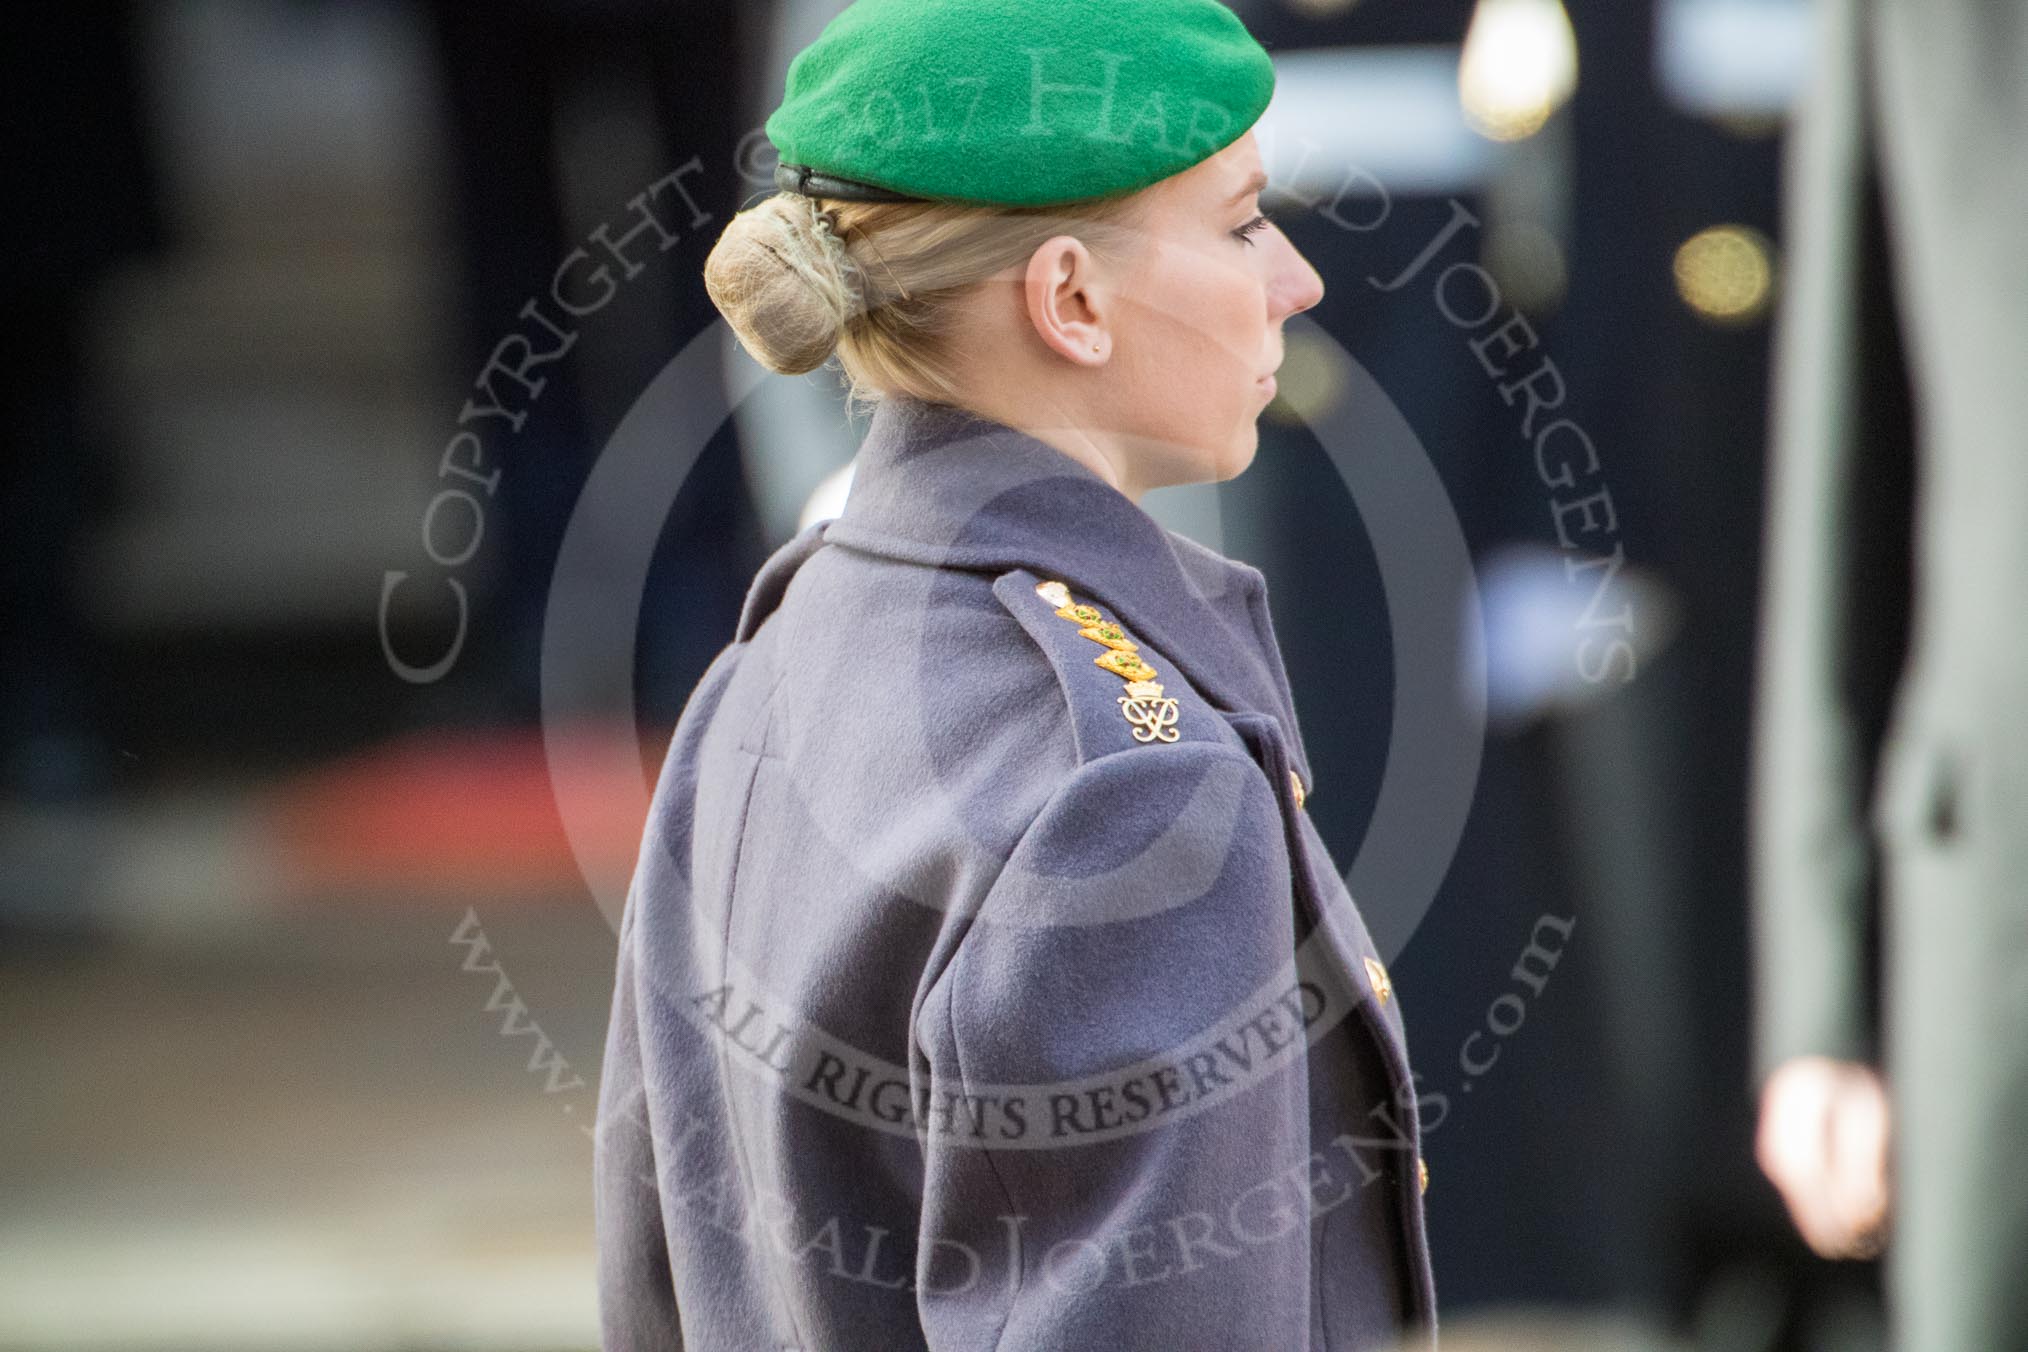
left=1127, top=256, right=1262, bottom=382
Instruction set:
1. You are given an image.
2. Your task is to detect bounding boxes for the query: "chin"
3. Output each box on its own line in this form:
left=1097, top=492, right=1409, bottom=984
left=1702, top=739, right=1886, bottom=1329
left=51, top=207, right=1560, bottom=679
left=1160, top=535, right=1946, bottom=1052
left=1214, top=421, right=1260, bottom=481
left=1224, top=417, right=1257, bottom=476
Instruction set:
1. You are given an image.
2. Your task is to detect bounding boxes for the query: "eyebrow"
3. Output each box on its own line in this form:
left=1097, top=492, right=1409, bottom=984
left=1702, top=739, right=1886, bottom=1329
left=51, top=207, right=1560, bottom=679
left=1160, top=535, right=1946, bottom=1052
left=1225, top=170, right=1269, bottom=206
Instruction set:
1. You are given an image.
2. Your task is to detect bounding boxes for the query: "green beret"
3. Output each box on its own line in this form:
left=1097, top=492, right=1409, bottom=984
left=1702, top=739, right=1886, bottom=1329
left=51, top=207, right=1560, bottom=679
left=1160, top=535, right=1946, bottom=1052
left=765, top=0, right=1276, bottom=208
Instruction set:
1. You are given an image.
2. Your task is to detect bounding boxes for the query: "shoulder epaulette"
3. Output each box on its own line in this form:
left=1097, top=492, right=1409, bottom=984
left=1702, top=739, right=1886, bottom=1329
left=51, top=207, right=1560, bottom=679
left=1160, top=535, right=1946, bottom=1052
left=991, top=566, right=1220, bottom=763
left=1028, top=576, right=1181, bottom=745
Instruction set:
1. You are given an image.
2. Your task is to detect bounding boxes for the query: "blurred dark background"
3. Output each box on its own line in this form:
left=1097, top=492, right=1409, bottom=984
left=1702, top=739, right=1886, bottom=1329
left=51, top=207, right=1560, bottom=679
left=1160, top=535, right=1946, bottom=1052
left=0, top=1, right=1883, bottom=1348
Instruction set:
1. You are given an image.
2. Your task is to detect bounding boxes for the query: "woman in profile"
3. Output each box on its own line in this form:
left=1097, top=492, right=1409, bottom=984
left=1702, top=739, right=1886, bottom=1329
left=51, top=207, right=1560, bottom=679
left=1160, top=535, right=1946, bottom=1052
left=594, top=1, right=1437, bottom=1348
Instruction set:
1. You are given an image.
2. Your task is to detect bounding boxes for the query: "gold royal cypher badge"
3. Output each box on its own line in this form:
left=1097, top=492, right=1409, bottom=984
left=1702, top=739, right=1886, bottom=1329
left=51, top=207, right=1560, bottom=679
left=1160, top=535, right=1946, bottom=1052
left=1035, top=579, right=1181, bottom=743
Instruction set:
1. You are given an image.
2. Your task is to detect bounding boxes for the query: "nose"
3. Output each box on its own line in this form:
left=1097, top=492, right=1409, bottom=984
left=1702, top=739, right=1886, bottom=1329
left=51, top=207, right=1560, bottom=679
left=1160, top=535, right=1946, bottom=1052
left=1269, top=233, right=1325, bottom=321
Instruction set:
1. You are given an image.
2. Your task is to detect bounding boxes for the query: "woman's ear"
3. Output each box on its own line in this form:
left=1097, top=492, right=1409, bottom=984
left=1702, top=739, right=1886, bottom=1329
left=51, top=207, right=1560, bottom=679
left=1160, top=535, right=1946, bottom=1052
left=1022, top=235, right=1111, bottom=367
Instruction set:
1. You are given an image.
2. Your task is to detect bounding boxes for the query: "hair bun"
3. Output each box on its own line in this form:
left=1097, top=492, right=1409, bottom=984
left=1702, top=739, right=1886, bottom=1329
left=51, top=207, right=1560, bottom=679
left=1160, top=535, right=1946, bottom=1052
left=704, top=194, right=865, bottom=375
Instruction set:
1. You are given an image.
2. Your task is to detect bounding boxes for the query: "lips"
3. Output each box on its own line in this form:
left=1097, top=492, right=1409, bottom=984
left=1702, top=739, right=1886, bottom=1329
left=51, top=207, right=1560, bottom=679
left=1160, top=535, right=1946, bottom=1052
left=1257, top=346, right=1283, bottom=397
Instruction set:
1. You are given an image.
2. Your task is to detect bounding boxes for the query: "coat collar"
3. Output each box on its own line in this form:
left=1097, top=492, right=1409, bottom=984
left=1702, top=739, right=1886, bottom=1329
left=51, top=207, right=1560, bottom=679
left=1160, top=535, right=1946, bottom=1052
left=818, top=394, right=1313, bottom=788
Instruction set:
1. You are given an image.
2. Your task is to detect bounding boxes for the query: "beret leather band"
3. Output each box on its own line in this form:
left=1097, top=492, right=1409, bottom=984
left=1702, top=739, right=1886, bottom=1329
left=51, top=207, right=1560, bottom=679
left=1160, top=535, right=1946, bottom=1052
left=774, top=161, right=930, bottom=204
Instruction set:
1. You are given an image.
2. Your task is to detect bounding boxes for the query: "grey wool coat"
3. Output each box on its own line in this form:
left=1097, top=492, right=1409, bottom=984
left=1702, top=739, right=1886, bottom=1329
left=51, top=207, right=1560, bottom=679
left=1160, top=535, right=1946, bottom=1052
left=595, top=394, right=1439, bottom=1351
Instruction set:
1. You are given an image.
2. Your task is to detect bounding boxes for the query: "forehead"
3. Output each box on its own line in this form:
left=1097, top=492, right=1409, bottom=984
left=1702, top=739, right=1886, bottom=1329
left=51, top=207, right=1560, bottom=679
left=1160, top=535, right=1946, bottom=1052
left=1156, top=131, right=1263, bottom=208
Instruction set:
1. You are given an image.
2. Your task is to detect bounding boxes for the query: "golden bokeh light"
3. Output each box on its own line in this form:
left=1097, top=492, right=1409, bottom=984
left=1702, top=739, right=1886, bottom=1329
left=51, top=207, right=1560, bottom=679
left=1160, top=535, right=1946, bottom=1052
left=1459, top=0, right=1579, bottom=142
left=1672, top=224, right=1776, bottom=325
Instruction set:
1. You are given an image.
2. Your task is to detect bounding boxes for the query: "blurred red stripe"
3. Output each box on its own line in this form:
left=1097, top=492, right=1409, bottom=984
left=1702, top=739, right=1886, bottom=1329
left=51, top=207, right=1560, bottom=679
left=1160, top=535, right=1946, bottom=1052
left=259, top=723, right=671, bottom=902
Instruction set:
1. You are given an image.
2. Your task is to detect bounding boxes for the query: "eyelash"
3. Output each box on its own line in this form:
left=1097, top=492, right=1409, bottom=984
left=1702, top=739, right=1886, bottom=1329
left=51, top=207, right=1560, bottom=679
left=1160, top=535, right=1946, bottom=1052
left=1233, top=210, right=1276, bottom=246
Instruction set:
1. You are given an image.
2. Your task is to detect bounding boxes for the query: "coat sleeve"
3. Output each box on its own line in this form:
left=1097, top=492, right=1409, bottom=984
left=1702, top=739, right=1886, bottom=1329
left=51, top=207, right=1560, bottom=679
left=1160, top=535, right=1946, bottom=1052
left=913, top=741, right=1316, bottom=1351
left=1747, top=0, right=1892, bottom=1090
left=593, top=889, right=686, bottom=1351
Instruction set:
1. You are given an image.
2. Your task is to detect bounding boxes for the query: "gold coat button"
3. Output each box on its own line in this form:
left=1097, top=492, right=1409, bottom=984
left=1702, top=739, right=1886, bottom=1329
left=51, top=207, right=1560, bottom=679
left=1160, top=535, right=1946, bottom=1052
left=1288, top=768, right=1306, bottom=809
left=1418, top=1155, right=1429, bottom=1194
left=1362, top=954, right=1393, bottom=1006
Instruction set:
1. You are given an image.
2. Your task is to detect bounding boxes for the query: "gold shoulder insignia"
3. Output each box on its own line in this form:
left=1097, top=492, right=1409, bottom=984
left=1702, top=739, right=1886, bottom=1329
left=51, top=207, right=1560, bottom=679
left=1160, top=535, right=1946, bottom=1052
left=1034, top=577, right=1180, bottom=743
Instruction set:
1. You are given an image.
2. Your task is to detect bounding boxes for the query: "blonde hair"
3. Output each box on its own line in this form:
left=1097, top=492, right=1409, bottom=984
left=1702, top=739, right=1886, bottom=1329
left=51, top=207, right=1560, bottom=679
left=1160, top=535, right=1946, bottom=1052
left=703, top=188, right=1151, bottom=414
